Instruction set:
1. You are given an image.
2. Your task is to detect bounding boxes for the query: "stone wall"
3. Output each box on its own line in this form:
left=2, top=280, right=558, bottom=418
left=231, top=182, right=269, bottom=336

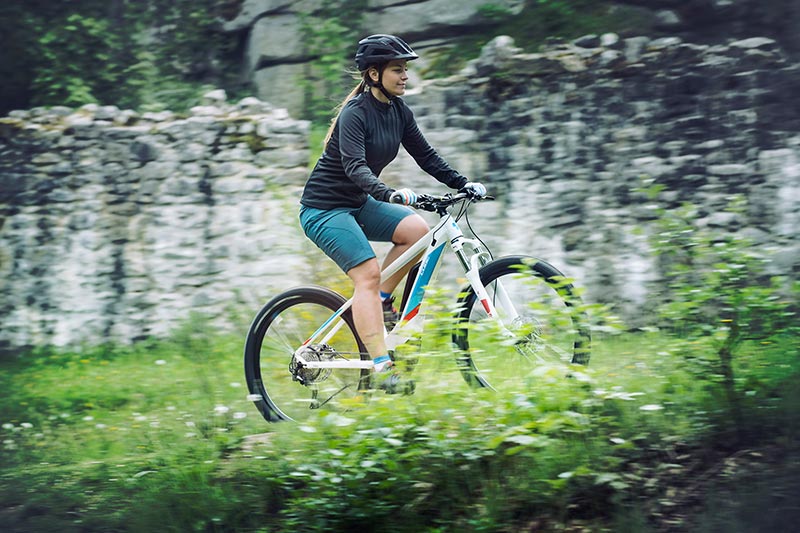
left=394, top=34, right=800, bottom=318
left=2, top=34, right=800, bottom=350
left=0, top=91, right=313, bottom=351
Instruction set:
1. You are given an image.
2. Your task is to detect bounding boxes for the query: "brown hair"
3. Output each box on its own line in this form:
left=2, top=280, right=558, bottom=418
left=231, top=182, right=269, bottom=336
left=322, top=70, right=371, bottom=150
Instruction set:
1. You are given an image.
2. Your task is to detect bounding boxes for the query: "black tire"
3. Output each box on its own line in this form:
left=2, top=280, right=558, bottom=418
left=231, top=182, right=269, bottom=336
left=453, top=256, right=591, bottom=390
left=244, top=286, right=370, bottom=422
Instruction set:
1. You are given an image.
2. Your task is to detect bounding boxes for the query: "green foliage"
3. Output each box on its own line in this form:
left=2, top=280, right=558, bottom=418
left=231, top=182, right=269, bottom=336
left=32, top=14, right=116, bottom=107
left=0, top=0, right=49, bottom=112
left=298, top=1, right=367, bottom=124
left=652, top=196, right=798, bottom=344
left=2, top=0, right=245, bottom=115
left=477, top=3, right=515, bottom=22
left=2, top=0, right=653, bottom=117
left=307, top=122, right=329, bottom=163
left=650, top=196, right=799, bottom=438
left=2, top=314, right=798, bottom=531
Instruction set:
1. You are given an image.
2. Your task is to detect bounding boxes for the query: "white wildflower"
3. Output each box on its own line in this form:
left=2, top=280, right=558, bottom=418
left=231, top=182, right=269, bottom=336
left=640, top=404, right=664, bottom=411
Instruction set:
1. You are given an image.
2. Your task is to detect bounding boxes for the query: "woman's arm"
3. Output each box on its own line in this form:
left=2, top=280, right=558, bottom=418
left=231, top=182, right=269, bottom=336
left=401, top=104, right=468, bottom=190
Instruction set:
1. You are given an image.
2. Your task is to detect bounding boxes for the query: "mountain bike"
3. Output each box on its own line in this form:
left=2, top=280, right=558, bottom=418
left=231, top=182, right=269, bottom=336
left=244, top=191, right=591, bottom=422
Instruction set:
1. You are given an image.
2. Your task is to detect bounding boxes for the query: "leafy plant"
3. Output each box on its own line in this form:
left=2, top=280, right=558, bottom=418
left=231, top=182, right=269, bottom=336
left=650, top=197, right=799, bottom=438
left=477, top=3, right=515, bottom=22
left=298, top=1, right=367, bottom=124
left=32, top=14, right=120, bottom=107
left=5, top=0, right=244, bottom=114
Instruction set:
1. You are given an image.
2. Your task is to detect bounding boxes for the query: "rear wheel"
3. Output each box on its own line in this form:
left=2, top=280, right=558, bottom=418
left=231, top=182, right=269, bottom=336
left=453, top=256, right=591, bottom=391
left=244, top=286, right=369, bottom=422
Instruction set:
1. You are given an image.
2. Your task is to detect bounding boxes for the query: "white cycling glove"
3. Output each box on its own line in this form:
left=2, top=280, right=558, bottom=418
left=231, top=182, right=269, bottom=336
left=461, top=181, right=487, bottom=197
left=389, top=188, right=418, bottom=206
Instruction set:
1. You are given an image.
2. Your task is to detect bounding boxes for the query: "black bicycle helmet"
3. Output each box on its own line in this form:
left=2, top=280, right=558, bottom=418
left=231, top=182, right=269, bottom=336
left=354, top=34, right=419, bottom=71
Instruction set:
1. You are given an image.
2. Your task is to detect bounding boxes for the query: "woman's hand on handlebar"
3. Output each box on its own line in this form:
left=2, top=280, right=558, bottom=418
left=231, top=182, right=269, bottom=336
left=389, top=188, right=418, bottom=206
left=459, top=181, right=487, bottom=198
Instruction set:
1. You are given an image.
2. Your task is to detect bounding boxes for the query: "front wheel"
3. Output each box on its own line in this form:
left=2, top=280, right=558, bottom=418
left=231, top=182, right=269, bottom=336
left=453, top=256, right=591, bottom=390
left=244, top=286, right=370, bottom=422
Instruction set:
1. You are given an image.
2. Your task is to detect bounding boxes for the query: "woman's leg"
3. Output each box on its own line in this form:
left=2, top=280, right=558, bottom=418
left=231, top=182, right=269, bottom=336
left=300, top=206, right=388, bottom=358
left=379, top=213, right=429, bottom=295
left=346, top=258, right=387, bottom=359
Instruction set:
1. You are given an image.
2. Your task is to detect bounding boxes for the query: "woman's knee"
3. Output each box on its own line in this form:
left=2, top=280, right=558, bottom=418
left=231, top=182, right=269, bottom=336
left=393, top=214, right=428, bottom=244
left=347, top=258, right=381, bottom=289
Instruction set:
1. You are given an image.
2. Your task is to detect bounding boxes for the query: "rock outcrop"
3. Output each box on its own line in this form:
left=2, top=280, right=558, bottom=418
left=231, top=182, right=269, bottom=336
left=221, top=0, right=800, bottom=117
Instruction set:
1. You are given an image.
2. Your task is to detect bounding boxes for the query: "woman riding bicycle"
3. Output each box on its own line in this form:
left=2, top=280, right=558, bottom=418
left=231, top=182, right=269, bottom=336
left=299, top=34, right=486, bottom=391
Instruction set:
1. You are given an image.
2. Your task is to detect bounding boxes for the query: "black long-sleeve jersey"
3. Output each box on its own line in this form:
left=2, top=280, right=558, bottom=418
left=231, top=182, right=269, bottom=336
left=300, top=91, right=467, bottom=210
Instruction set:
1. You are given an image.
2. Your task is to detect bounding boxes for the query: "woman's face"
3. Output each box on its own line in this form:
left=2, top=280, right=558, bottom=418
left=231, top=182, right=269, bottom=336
left=370, top=59, right=409, bottom=100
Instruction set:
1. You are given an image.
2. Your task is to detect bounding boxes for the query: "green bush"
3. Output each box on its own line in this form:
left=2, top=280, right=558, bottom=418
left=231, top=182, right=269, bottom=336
left=1, top=0, right=244, bottom=115
left=650, top=197, right=799, bottom=440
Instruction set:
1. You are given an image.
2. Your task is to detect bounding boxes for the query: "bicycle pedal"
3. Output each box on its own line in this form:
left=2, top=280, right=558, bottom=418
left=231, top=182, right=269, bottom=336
left=374, top=372, right=415, bottom=395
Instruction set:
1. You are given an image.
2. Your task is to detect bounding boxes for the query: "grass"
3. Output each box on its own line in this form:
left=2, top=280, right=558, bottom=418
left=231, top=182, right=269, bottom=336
left=1, top=320, right=798, bottom=531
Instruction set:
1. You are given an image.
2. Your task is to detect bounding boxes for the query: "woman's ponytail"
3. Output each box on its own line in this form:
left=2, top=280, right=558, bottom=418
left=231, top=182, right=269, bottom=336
left=322, top=74, right=368, bottom=150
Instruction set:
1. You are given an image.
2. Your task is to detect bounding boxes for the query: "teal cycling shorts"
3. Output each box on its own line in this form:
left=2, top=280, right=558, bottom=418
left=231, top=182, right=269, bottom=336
left=299, top=196, right=415, bottom=273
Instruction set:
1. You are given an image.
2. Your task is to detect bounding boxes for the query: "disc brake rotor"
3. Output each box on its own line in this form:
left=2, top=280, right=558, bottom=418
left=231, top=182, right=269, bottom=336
left=511, top=315, right=545, bottom=356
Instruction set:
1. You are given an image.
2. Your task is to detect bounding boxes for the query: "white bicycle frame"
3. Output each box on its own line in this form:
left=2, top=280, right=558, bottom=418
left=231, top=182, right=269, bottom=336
left=292, top=200, right=519, bottom=370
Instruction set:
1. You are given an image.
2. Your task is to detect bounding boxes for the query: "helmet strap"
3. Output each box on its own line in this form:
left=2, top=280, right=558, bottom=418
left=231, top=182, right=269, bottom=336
left=366, top=64, right=395, bottom=102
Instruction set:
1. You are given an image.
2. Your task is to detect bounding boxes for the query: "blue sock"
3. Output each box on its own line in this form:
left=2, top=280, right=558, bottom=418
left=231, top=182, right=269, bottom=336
left=379, top=291, right=392, bottom=301
left=373, top=354, right=392, bottom=372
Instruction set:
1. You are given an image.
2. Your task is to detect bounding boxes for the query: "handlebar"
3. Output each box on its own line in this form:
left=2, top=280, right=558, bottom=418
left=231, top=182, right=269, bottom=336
left=411, top=191, right=494, bottom=213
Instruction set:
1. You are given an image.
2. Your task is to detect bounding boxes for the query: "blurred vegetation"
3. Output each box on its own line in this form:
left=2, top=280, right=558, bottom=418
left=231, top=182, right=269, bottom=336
left=650, top=194, right=800, bottom=441
left=1, top=328, right=797, bottom=531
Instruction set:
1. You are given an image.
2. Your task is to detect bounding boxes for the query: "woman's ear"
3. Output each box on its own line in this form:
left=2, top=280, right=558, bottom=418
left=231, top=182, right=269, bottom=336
left=368, top=67, right=380, bottom=83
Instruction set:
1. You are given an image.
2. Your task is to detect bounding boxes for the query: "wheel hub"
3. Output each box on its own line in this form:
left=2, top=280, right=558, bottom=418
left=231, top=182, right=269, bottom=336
left=512, top=315, right=545, bottom=355
left=290, top=344, right=335, bottom=385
